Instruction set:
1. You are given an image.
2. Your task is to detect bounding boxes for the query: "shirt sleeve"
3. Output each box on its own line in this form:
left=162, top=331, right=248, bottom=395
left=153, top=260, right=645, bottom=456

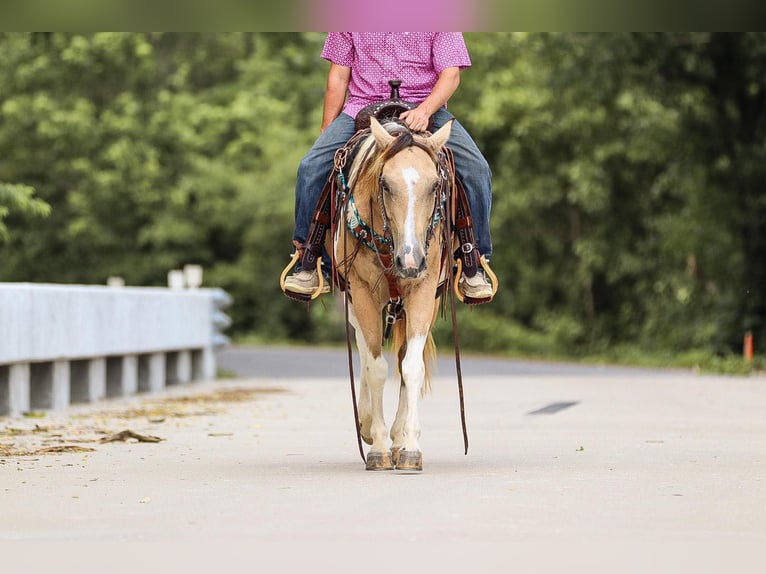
left=321, top=33, right=355, bottom=67
left=431, top=33, right=472, bottom=73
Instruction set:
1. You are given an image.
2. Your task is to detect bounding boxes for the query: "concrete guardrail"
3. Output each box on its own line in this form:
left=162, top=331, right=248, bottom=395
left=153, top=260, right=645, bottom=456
left=0, top=282, right=231, bottom=417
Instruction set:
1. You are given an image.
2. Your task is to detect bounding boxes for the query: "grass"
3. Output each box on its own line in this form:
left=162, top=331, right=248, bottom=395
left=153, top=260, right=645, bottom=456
left=563, top=347, right=766, bottom=376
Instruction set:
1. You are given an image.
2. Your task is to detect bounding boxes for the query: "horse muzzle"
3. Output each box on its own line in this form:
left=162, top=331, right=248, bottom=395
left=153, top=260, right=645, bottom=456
left=394, top=243, right=427, bottom=278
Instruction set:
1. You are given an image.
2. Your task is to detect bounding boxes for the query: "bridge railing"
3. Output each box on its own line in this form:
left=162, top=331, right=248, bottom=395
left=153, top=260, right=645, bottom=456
left=0, top=282, right=231, bottom=417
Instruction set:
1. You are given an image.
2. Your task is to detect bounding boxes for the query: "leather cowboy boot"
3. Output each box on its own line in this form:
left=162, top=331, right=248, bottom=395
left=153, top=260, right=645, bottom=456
left=282, top=182, right=334, bottom=300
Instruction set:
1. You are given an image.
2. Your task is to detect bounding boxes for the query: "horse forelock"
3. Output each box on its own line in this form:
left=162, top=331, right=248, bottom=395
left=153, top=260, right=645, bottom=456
left=382, top=130, right=438, bottom=165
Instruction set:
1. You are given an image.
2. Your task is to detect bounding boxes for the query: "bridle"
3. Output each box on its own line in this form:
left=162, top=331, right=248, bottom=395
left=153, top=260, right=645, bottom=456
left=347, top=129, right=450, bottom=272
left=375, top=147, right=450, bottom=258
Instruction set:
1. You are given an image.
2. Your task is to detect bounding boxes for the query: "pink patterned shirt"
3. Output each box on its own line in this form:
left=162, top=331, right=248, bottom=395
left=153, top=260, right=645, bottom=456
left=321, top=32, right=472, bottom=118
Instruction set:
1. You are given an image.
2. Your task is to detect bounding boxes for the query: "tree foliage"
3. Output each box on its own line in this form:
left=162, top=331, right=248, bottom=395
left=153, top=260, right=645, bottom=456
left=1, top=32, right=764, bottom=358
left=0, top=182, right=50, bottom=242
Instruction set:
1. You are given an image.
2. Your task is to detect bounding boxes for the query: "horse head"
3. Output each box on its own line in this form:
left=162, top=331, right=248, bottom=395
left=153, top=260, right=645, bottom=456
left=369, top=117, right=453, bottom=279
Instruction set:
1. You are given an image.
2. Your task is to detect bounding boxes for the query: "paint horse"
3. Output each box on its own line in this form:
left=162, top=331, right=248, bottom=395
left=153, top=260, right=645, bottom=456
left=333, top=117, right=455, bottom=471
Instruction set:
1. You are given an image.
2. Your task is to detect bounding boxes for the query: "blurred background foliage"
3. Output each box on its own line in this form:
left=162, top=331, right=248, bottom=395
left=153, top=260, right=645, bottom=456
left=1, top=32, right=765, bottom=369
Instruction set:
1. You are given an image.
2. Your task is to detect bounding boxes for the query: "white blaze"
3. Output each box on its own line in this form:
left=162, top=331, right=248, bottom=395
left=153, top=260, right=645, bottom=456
left=401, top=167, right=420, bottom=258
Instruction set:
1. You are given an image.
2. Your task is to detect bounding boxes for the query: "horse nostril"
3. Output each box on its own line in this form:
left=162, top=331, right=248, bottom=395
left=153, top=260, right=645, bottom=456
left=394, top=248, right=427, bottom=278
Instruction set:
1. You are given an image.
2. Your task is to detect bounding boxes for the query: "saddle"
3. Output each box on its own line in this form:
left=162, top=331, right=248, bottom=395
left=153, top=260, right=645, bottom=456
left=354, top=79, right=435, bottom=132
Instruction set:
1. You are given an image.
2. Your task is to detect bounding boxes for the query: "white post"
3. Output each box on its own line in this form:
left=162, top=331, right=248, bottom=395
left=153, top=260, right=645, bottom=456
left=176, top=350, right=192, bottom=384
left=184, top=265, right=203, bottom=289
left=139, top=352, right=166, bottom=394
left=122, top=354, right=139, bottom=396
left=9, top=363, right=31, bottom=417
left=51, top=360, right=71, bottom=410
left=88, top=358, right=107, bottom=401
left=167, top=270, right=185, bottom=290
left=201, top=347, right=217, bottom=380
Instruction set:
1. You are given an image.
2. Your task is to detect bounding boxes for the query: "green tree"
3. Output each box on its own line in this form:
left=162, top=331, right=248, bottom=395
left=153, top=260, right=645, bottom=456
left=2, top=33, right=765, bottom=360
left=453, top=33, right=766, bottom=356
left=0, top=183, right=50, bottom=242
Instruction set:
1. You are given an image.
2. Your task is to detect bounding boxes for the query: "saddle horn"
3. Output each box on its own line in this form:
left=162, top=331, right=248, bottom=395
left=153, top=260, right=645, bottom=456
left=388, top=79, right=402, bottom=99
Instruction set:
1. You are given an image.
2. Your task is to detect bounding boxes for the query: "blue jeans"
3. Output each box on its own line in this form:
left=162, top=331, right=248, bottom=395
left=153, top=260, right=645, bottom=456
left=293, top=109, right=493, bottom=258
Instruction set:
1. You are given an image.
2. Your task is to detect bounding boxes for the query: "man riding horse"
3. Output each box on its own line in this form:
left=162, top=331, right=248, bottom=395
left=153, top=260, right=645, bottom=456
left=282, top=32, right=495, bottom=303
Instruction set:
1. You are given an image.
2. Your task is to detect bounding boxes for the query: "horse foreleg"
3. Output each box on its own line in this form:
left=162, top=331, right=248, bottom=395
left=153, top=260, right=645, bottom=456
left=390, top=379, right=407, bottom=464
left=348, top=304, right=392, bottom=470
left=396, top=333, right=428, bottom=471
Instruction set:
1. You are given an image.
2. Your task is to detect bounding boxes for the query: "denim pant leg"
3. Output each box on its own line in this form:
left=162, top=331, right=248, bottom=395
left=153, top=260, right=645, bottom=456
left=293, top=113, right=357, bottom=245
left=431, top=109, right=493, bottom=259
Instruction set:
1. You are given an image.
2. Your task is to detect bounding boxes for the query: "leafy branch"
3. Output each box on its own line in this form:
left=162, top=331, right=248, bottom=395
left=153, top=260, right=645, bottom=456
left=0, top=183, right=51, bottom=242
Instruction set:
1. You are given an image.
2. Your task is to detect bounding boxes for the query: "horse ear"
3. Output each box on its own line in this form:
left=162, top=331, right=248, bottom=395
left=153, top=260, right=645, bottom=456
left=428, top=118, right=453, bottom=151
left=370, top=117, right=395, bottom=148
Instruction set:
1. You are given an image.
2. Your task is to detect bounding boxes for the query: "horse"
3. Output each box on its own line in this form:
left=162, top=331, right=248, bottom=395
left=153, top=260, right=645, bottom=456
left=331, top=117, right=454, bottom=471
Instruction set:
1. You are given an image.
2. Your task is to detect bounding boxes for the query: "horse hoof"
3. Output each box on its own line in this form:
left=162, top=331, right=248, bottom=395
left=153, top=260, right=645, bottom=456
left=391, top=447, right=401, bottom=466
left=395, top=450, right=423, bottom=471
left=365, top=451, right=395, bottom=471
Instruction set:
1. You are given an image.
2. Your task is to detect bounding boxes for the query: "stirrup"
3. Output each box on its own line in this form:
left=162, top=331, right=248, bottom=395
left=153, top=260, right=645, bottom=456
left=453, top=255, right=498, bottom=305
left=280, top=252, right=327, bottom=302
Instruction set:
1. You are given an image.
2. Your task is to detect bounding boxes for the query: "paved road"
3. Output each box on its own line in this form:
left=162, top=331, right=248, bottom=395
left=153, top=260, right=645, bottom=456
left=2, top=346, right=764, bottom=572
left=217, top=344, right=682, bottom=379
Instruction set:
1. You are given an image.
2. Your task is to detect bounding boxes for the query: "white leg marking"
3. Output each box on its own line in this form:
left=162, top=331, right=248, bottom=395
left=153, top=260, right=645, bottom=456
left=390, top=381, right=407, bottom=450
left=349, top=306, right=389, bottom=452
left=401, top=166, right=420, bottom=268
left=401, top=334, right=427, bottom=452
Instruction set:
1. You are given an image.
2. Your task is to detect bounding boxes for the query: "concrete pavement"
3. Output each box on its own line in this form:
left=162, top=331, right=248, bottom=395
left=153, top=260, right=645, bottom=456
left=1, top=353, right=764, bottom=572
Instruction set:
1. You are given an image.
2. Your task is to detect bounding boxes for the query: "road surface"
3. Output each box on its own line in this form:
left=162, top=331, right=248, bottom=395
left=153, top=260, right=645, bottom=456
left=1, top=346, right=764, bottom=572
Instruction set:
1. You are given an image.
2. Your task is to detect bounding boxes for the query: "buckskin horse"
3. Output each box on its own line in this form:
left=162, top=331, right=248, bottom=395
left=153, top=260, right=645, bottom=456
left=334, top=115, right=498, bottom=471
left=281, top=104, right=498, bottom=471
left=331, top=117, right=454, bottom=471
